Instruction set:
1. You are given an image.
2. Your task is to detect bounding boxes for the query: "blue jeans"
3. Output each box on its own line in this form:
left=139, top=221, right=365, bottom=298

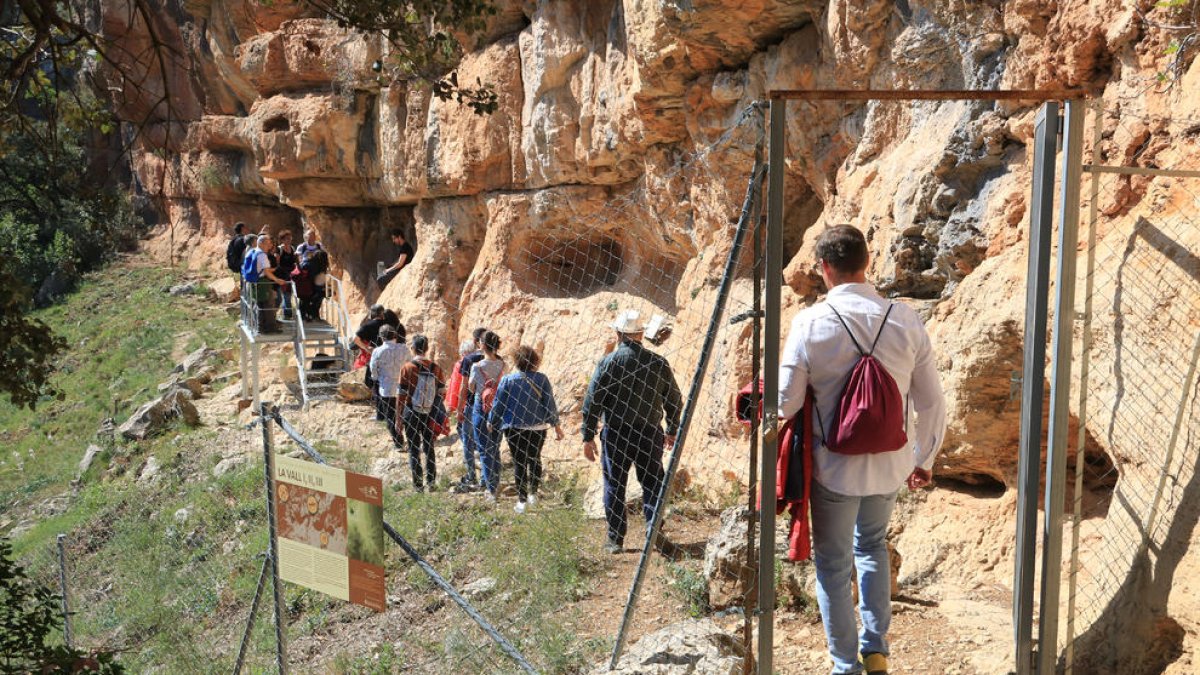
left=458, top=415, right=478, bottom=484
left=600, top=424, right=665, bottom=545
left=810, top=481, right=898, bottom=675
left=472, top=406, right=501, bottom=494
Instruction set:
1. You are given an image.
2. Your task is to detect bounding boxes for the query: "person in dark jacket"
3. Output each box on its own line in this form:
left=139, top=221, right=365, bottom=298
left=226, top=222, right=248, bottom=276
left=580, top=310, right=683, bottom=553
left=275, top=230, right=298, bottom=320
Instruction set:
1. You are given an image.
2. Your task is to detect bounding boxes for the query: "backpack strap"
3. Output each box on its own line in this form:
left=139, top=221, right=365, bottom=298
left=827, top=305, right=865, bottom=356
left=867, top=303, right=896, bottom=356
left=829, top=302, right=896, bottom=357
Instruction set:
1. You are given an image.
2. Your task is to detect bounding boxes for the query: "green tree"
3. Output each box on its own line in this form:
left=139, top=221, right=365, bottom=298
left=0, top=538, right=123, bottom=673
left=0, top=257, right=66, bottom=409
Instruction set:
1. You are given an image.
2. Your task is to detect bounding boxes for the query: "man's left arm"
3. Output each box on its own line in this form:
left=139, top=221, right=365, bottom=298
left=660, top=361, right=683, bottom=441
left=909, top=328, right=946, bottom=472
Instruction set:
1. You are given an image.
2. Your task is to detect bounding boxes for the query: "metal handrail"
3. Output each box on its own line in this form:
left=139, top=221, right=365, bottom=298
left=239, top=281, right=259, bottom=336
left=290, top=280, right=311, bottom=408
left=324, top=276, right=353, bottom=349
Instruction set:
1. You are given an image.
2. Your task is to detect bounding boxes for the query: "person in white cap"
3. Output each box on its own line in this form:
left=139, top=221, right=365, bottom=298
left=580, top=310, right=683, bottom=554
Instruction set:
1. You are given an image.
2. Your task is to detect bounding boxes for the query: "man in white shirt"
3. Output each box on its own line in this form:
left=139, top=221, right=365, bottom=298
left=369, top=325, right=412, bottom=452
left=779, top=225, right=946, bottom=675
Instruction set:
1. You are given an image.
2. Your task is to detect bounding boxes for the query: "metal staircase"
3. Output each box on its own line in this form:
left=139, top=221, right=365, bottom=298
left=238, top=275, right=355, bottom=408
left=288, top=277, right=353, bottom=406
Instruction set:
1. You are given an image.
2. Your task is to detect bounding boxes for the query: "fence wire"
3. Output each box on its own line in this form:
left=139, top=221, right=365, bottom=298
left=1062, top=102, right=1200, bottom=674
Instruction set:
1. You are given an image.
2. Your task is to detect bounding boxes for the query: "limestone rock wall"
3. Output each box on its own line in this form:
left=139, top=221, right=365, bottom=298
left=104, top=1, right=1200, bottom=669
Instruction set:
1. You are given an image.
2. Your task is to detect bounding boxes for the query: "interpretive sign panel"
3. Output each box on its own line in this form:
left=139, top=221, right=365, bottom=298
left=273, top=455, right=386, bottom=611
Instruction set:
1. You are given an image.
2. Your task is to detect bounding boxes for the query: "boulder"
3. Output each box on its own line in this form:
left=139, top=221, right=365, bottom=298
left=209, top=276, right=240, bottom=303
left=79, top=444, right=104, bottom=475
left=173, top=345, right=213, bottom=375
left=139, top=455, right=162, bottom=484
left=118, top=387, right=200, bottom=441
left=336, top=381, right=373, bottom=402
left=703, top=506, right=754, bottom=610
left=583, top=473, right=641, bottom=520
left=167, top=281, right=211, bottom=298
left=159, top=375, right=206, bottom=397
left=213, top=455, right=248, bottom=478
left=596, top=619, right=744, bottom=674
left=462, top=577, right=498, bottom=600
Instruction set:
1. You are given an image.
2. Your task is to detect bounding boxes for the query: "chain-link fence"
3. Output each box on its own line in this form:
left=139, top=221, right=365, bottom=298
left=1060, top=102, right=1200, bottom=674
left=12, top=101, right=771, bottom=674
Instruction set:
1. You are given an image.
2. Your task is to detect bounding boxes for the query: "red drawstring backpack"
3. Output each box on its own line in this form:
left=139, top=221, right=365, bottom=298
left=819, top=304, right=908, bottom=455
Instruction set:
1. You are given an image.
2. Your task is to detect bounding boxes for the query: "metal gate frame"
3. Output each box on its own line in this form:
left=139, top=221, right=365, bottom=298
left=760, top=89, right=1083, bottom=675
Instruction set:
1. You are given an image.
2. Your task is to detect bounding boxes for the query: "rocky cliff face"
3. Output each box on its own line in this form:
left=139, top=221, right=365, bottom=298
left=101, top=0, right=1200, bottom=669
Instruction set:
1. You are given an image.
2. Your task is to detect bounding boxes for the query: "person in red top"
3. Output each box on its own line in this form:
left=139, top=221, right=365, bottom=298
left=396, top=335, right=446, bottom=492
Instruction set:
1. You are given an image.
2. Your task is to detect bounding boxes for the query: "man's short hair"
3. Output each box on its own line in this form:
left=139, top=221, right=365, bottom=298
left=234, top=222, right=246, bottom=234
left=391, top=228, right=405, bottom=240
left=815, top=225, right=868, bottom=275
left=472, top=327, right=487, bottom=344
left=514, top=345, right=540, bottom=372
left=245, top=234, right=258, bottom=246
left=411, top=334, right=429, bottom=355
left=379, top=325, right=396, bottom=341
left=369, top=304, right=385, bottom=319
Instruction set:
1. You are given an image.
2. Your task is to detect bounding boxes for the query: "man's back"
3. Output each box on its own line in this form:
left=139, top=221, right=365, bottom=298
left=779, top=282, right=945, bottom=497
left=582, top=341, right=682, bottom=436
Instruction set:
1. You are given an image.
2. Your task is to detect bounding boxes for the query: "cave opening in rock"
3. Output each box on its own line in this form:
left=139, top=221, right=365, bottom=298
left=936, top=473, right=1008, bottom=499
left=262, top=116, right=290, bottom=133
left=517, top=232, right=625, bottom=298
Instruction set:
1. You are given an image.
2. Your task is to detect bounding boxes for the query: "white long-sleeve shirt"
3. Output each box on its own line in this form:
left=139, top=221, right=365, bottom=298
left=369, top=341, right=412, bottom=397
left=778, top=283, right=946, bottom=496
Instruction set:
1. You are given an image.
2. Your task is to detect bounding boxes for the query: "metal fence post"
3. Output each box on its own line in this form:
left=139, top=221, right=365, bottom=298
left=1014, top=101, right=1059, bottom=675
left=260, top=402, right=289, bottom=674
left=1038, top=98, right=1085, bottom=675
left=741, top=175, right=765, bottom=675
left=608, top=106, right=767, bottom=669
left=56, top=533, right=72, bottom=649
left=1065, top=100, right=1105, bottom=675
left=757, top=96, right=786, bottom=675
left=232, top=553, right=271, bottom=675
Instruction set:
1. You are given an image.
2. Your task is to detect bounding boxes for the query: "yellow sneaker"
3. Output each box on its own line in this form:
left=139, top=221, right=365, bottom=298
left=863, top=652, right=888, bottom=675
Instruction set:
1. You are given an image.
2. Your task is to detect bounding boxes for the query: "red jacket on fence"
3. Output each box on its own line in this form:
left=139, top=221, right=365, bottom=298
left=736, top=380, right=814, bottom=562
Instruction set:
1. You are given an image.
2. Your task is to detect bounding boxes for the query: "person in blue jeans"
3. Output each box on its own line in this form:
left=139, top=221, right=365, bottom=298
left=452, top=327, right=488, bottom=493
left=468, top=330, right=505, bottom=501
left=488, top=345, right=564, bottom=513
left=778, top=225, right=946, bottom=675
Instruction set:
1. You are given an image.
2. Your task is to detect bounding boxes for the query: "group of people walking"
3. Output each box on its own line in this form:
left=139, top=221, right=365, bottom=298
left=357, top=317, right=565, bottom=515
left=229, top=216, right=949, bottom=675
left=227, top=221, right=329, bottom=332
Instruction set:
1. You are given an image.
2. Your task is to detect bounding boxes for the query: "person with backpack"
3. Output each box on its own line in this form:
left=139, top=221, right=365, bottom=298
left=488, top=346, right=563, bottom=514
left=467, top=330, right=505, bottom=501
left=778, top=225, right=946, bottom=675
left=226, top=222, right=248, bottom=277
left=241, top=233, right=286, bottom=333
left=581, top=310, right=683, bottom=554
left=370, top=325, right=411, bottom=454
left=397, top=335, right=446, bottom=492
left=294, top=249, right=329, bottom=321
